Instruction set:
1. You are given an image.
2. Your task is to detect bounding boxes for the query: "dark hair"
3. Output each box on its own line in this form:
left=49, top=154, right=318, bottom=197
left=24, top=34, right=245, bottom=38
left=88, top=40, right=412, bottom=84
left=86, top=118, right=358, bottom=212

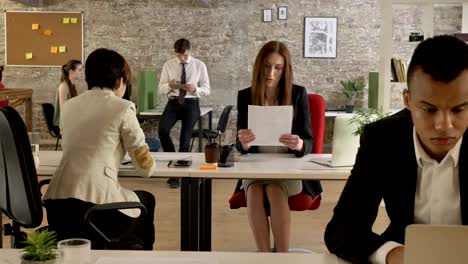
left=174, top=38, right=191, bottom=53
left=251, top=40, right=293, bottom=106
left=0, top=65, right=4, bottom=83
left=122, top=60, right=132, bottom=100
left=407, top=35, right=468, bottom=90
left=61, top=60, right=81, bottom=97
left=85, top=48, right=129, bottom=90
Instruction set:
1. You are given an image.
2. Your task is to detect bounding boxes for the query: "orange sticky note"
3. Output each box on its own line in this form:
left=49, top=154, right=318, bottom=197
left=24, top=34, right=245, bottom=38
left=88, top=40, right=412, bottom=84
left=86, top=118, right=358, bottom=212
left=70, top=17, right=78, bottom=24
left=50, top=46, right=58, bottom=53
left=25, top=52, right=33, bottom=60
left=63, top=17, right=70, bottom=24
left=43, top=29, right=52, bottom=36
left=199, top=165, right=217, bottom=170
left=59, top=46, right=66, bottom=53
left=32, top=23, right=39, bottom=30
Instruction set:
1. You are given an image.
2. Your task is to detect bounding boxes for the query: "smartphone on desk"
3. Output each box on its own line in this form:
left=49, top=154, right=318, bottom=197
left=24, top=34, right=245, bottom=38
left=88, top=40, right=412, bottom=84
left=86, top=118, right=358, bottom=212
left=168, top=159, right=192, bottom=168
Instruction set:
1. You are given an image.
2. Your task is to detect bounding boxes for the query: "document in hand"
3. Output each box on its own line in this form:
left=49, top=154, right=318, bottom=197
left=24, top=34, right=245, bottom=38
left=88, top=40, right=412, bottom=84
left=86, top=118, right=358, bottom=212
left=248, top=105, right=293, bottom=146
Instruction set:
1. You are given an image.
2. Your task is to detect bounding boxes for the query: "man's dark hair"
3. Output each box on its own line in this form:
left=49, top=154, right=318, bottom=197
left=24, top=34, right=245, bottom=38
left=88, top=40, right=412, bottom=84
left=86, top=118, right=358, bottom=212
left=174, top=38, right=191, bottom=53
left=407, top=35, right=468, bottom=89
left=85, top=48, right=127, bottom=90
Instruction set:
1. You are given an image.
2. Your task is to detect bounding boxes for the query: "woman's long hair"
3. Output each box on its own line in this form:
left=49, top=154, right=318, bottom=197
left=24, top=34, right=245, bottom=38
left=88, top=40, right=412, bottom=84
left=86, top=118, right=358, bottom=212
left=251, top=41, right=293, bottom=106
left=61, top=59, right=81, bottom=97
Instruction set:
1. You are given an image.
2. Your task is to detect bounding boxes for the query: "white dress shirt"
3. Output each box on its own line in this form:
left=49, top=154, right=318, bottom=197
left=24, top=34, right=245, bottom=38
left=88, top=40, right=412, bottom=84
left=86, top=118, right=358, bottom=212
left=370, top=128, right=463, bottom=264
left=158, top=55, right=210, bottom=98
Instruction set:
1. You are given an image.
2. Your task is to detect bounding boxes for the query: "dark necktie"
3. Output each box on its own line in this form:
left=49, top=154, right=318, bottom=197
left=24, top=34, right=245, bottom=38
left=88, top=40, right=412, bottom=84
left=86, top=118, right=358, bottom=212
left=178, top=63, right=187, bottom=104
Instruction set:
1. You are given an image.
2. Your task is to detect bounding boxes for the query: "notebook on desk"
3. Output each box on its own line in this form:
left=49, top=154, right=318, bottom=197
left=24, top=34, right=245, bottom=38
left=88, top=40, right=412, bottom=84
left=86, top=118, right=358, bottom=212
left=404, top=224, right=468, bottom=264
left=309, top=115, right=359, bottom=167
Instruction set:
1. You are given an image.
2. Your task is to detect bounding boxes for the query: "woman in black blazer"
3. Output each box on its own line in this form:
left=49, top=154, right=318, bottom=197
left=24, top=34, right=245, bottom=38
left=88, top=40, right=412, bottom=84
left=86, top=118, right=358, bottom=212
left=237, top=41, right=317, bottom=252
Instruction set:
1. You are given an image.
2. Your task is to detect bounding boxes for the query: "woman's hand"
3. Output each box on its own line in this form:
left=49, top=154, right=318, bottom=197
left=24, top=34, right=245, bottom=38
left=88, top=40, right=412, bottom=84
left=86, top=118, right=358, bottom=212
left=279, top=134, right=304, bottom=151
left=238, top=129, right=256, bottom=151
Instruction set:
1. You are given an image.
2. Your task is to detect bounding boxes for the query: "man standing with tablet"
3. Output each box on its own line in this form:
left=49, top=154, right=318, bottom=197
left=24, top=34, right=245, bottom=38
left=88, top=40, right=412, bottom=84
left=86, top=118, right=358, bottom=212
left=158, top=38, right=211, bottom=188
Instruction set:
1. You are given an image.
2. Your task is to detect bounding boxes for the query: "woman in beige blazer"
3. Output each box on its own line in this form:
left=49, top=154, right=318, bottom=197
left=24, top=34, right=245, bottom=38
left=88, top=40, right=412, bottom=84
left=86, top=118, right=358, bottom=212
left=43, top=48, right=156, bottom=250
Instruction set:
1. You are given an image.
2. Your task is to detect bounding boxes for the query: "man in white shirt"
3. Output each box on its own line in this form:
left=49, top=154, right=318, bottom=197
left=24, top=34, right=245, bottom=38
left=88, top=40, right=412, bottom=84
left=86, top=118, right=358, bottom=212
left=325, top=35, right=468, bottom=264
left=158, top=38, right=210, bottom=188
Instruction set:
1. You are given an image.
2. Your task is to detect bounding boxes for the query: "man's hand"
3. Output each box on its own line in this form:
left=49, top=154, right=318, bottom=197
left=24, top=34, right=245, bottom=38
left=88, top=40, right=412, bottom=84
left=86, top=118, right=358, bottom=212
left=184, top=84, right=196, bottom=93
left=169, top=79, right=178, bottom=88
left=386, top=246, right=404, bottom=264
left=238, top=129, right=255, bottom=151
left=279, top=134, right=303, bottom=151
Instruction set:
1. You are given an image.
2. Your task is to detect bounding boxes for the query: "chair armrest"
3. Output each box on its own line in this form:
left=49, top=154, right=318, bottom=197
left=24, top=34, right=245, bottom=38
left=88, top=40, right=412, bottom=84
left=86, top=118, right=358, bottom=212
left=84, top=202, right=147, bottom=244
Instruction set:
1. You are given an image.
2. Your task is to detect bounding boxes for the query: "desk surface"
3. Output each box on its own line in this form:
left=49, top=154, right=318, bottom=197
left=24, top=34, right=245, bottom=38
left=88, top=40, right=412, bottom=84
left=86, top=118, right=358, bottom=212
left=0, top=249, right=348, bottom=264
left=140, top=106, right=213, bottom=116
left=37, top=151, right=351, bottom=180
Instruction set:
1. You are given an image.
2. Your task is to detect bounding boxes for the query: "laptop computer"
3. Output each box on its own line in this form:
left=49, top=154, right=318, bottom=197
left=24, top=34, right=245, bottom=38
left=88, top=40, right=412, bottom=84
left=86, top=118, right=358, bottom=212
left=310, top=115, right=359, bottom=167
left=404, top=224, right=468, bottom=264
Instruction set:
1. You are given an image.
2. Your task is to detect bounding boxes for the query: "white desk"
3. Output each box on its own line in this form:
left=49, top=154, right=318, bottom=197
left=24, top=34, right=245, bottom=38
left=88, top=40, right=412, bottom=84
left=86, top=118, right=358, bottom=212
left=0, top=249, right=349, bottom=264
left=36, top=151, right=351, bottom=252
left=138, top=106, right=214, bottom=152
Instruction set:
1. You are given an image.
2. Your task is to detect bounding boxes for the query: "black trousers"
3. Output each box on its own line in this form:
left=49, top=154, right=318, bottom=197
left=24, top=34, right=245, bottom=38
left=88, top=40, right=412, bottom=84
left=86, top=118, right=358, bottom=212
left=44, top=190, right=155, bottom=250
left=158, top=98, right=200, bottom=152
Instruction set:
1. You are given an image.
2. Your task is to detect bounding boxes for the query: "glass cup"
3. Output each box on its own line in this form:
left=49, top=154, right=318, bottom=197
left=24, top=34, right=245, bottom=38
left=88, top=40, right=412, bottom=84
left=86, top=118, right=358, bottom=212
left=205, top=143, right=219, bottom=165
left=57, top=238, right=91, bottom=264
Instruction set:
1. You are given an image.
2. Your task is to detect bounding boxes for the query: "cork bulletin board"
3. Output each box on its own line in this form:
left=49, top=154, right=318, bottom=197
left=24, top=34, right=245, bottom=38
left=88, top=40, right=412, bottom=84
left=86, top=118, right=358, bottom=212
left=5, top=11, right=83, bottom=67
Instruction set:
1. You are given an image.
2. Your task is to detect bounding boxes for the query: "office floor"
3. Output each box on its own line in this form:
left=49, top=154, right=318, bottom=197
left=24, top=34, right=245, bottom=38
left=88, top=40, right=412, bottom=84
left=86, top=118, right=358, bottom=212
left=2, top=179, right=390, bottom=252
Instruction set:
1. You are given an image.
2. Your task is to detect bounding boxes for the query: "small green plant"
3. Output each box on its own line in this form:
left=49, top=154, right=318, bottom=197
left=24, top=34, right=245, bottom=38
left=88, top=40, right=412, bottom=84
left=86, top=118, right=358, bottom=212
left=349, top=108, right=389, bottom=136
left=340, top=79, right=366, bottom=105
left=21, top=229, right=57, bottom=262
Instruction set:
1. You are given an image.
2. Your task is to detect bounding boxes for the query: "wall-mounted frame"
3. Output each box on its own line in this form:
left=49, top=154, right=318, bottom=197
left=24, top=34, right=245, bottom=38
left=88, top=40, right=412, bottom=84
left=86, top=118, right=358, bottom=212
left=263, top=9, right=272, bottom=22
left=278, top=6, right=287, bottom=20
left=5, top=10, right=84, bottom=67
left=304, top=17, right=337, bottom=58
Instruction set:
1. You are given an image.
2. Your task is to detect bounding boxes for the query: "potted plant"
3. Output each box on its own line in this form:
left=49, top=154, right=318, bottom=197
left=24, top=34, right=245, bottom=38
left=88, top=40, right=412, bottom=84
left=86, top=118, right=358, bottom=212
left=349, top=108, right=389, bottom=136
left=20, top=229, right=58, bottom=264
left=340, top=79, right=366, bottom=113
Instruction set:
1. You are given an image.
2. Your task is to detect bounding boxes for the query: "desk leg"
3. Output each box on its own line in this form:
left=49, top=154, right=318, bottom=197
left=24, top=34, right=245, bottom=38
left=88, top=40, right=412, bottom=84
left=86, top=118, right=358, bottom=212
left=198, top=115, right=203, bottom=152
left=208, top=111, right=212, bottom=130
left=199, top=179, right=212, bottom=251
left=181, top=178, right=200, bottom=251
left=25, top=97, right=32, bottom=131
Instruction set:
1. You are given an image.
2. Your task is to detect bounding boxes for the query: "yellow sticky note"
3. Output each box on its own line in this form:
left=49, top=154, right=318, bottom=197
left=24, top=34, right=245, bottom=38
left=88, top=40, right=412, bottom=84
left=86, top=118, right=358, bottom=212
left=70, top=17, right=78, bottom=24
left=25, top=52, right=33, bottom=60
left=50, top=46, right=58, bottom=53
left=59, top=46, right=66, bottom=53
left=43, top=29, right=52, bottom=36
left=32, top=23, right=39, bottom=30
left=63, top=17, right=70, bottom=24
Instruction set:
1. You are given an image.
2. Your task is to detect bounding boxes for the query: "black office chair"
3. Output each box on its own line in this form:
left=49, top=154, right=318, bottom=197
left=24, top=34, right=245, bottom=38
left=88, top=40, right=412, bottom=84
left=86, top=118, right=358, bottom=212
left=190, top=105, right=233, bottom=151
left=0, top=106, right=150, bottom=250
left=41, top=103, right=61, bottom=150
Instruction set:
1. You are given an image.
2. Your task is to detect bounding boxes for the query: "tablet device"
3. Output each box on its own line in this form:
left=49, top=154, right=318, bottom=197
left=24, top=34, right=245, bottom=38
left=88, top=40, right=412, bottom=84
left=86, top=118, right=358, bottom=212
left=168, top=159, right=192, bottom=168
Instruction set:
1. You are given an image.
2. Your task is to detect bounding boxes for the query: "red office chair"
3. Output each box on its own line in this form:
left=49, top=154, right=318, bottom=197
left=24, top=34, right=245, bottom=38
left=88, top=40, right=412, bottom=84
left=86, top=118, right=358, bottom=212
left=228, top=93, right=326, bottom=211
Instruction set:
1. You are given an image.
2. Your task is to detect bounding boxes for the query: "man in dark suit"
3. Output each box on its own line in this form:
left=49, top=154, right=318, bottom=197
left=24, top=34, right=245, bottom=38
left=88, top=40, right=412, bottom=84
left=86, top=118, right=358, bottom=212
left=325, top=35, right=468, bottom=264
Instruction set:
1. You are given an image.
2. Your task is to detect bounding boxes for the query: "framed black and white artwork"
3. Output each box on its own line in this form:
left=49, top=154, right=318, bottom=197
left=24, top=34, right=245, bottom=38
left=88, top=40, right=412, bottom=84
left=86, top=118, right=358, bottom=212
left=278, top=6, right=287, bottom=20
left=263, top=9, right=272, bottom=22
left=304, top=17, right=337, bottom=58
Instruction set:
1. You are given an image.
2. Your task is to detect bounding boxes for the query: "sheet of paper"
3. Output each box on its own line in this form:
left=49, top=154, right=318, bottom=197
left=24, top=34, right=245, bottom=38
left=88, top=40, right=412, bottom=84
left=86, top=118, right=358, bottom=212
left=248, top=105, right=293, bottom=146
left=59, top=46, right=66, bottom=53
left=70, top=17, right=78, bottom=23
left=43, top=29, right=52, bottom=36
left=32, top=23, right=39, bottom=30
left=50, top=46, right=58, bottom=53
left=63, top=17, right=70, bottom=24
left=96, top=256, right=218, bottom=264
left=25, top=52, right=33, bottom=59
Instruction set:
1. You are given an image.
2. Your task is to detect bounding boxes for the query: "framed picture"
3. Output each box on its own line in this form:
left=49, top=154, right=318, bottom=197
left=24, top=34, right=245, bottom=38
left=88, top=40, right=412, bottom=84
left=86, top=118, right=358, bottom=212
left=304, top=17, right=337, bottom=58
left=278, top=6, right=287, bottom=20
left=263, top=9, right=272, bottom=22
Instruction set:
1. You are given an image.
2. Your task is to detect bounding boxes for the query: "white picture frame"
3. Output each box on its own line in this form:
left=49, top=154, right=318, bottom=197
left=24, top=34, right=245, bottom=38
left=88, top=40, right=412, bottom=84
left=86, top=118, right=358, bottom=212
left=278, top=6, right=287, bottom=20
left=304, top=17, right=337, bottom=58
left=263, top=9, right=272, bottom=22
